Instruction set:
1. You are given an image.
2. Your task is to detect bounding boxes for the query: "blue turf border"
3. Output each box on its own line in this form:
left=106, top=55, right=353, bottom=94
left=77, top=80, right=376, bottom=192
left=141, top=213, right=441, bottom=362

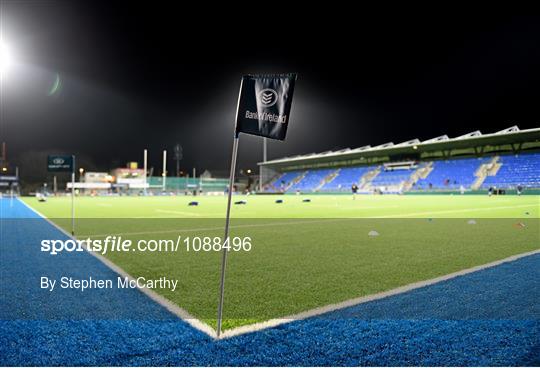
left=1, top=198, right=538, bottom=366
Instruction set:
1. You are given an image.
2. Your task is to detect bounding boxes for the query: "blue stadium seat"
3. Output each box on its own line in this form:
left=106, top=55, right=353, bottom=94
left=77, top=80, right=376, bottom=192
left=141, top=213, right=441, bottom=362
left=371, top=169, right=413, bottom=187
left=265, top=171, right=303, bottom=192
left=416, top=158, right=487, bottom=190
left=321, top=167, right=371, bottom=192
left=482, top=153, right=540, bottom=189
left=266, top=153, right=540, bottom=193
left=287, top=169, right=335, bottom=193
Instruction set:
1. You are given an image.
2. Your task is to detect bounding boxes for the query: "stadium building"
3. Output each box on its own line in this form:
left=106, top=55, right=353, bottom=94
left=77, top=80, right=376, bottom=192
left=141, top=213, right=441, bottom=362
left=259, top=126, right=540, bottom=195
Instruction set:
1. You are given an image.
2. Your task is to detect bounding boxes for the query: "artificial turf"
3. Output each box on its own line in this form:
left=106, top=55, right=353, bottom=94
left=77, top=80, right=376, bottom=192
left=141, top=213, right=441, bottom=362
left=4, top=197, right=539, bottom=365
left=21, top=193, right=540, bottom=218
left=21, top=194, right=540, bottom=330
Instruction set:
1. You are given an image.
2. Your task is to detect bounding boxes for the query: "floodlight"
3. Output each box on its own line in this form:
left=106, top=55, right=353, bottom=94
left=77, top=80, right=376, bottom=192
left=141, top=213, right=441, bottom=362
left=0, top=41, right=12, bottom=76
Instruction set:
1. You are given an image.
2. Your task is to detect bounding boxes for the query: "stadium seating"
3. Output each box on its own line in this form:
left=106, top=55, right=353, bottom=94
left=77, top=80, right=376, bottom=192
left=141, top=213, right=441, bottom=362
left=266, top=153, right=540, bottom=193
left=370, top=169, right=413, bottom=188
left=266, top=171, right=303, bottom=192
left=482, top=153, right=540, bottom=189
left=287, top=169, right=335, bottom=193
left=321, top=167, right=371, bottom=192
left=415, top=158, right=487, bottom=190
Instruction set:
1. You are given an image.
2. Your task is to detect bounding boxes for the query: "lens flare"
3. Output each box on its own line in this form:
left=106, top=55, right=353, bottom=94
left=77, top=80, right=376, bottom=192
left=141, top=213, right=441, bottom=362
left=48, top=73, right=62, bottom=96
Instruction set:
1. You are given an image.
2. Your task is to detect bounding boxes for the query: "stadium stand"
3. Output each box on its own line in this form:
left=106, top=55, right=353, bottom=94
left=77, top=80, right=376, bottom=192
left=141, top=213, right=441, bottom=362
left=415, top=158, right=487, bottom=190
left=266, top=171, right=303, bottom=192
left=321, top=167, right=372, bottom=192
left=260, top=127, right=540, bottom=194
left=264, top=152, right=540, bottom=193
left=371, top=169, right=414, bottom=189
left=265, top=154, right=538, bottom=193
left=482, top=152, right=540, bottom=189
left=287, top=169, right=335, bottom=193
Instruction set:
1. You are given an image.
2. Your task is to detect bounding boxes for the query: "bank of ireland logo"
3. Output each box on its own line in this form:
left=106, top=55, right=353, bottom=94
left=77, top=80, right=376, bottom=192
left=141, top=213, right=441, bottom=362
left=258, top=88, right=278, bottom=107
left=53, top=158, right=65, bottom=165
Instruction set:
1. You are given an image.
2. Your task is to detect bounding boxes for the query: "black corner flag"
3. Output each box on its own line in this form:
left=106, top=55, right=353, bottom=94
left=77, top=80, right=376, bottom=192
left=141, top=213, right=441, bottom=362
left=235, top=73, right=297, bottom=140
left=217, top=74, right=297, bottom=338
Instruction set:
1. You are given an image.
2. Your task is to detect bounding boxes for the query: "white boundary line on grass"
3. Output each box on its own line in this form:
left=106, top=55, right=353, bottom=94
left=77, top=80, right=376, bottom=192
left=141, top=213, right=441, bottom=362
left=155, top=209, right=203, bottom=217
left=79, top=218, right=357, bottom=238
left=16, top=198, right=540, bottom=341
left=17, top=199, right=219, bottom=339
left=373, top=203, right=538, bottom=218
left=78, top=203, right=538, bottom=238
left=219, top=248, right=540, bottom=339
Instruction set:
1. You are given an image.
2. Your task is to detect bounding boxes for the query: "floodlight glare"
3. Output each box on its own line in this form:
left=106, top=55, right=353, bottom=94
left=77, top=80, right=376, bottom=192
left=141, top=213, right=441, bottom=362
left=0, top=41, right=12, bottom=76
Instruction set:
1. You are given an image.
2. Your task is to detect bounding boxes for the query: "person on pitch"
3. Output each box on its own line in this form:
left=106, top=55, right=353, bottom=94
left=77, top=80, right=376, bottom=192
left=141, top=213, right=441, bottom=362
left=351, top=183, right=359, bottom=200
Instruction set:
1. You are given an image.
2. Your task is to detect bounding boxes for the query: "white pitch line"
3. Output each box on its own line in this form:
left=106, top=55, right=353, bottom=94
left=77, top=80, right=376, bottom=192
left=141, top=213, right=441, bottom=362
left=218, top=248, right=540, bottom=339
left=16, top=199, right=218, bottom=339
left=77, top=218, right=351, bottom=238
left=372, top=203, right=538, bottom=218
left=155, top=209, right=202, bottom=217
left=309, top=204, right=401, bottom=210
left=79, top=203, right=538, bottom=238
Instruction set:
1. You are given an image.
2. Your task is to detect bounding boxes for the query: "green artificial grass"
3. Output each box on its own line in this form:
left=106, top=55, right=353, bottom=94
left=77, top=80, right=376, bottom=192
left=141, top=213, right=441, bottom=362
left=22, top=195, right=540, bottom=330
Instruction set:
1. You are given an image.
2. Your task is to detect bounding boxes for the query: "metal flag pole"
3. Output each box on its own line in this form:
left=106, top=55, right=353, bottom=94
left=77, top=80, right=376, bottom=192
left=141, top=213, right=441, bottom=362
left=162, top=150, right=167, bottom=192
left=216, top=132, right=239, bottom=337
left=216, top=77, right=244, bottom=338
left=71, top=155, right=75, bottom=236
left=143, top=149, right=148, bottom=196
left=260, top=138, right=267, bottom=191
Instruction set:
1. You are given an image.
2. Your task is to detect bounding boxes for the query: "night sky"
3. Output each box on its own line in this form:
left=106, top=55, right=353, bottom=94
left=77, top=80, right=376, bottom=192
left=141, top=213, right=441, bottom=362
left=2, top=3, right=540, bottom=179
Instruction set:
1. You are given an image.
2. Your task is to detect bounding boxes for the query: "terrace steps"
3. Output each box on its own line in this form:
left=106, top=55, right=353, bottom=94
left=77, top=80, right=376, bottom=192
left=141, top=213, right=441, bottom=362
left=487, top=162, right=502, bottom=176
left=315, top=169, right=340, bottom=191
left=360, top=167, right=381, bottom=190
left=417, top=162, right=434, bottom=179
left=472, top=156, right=499, bottom=189
left=264, top=174, right=281, bottom=192
left=285, top=171, right=307, bottom=191
left=405, top=164, right=431, bottom=191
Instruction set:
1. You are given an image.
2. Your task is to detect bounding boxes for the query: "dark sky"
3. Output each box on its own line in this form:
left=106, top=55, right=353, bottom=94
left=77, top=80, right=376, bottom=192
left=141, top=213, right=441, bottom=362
left=2, top=2, right=540, bottom=176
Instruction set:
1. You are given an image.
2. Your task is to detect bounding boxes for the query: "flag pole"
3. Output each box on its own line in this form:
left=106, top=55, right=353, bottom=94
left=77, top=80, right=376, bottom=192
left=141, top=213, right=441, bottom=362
left=71, top=155, right=75, bottom=236
left=143, top=149, right=148, bottom=196
left=162, top=150, right=167, bottom=192
left=260, top=137, right=267, bottom=191
left=216, top=132, right=239, bottom=337
left=216, top=77, right=244, bottom=338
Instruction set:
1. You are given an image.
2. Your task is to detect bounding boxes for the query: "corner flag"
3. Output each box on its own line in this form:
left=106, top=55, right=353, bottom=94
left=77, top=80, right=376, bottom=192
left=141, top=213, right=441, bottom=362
left=235, top=73, right=297, bottom=140
left=216, top=73, right=297, bottom=338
